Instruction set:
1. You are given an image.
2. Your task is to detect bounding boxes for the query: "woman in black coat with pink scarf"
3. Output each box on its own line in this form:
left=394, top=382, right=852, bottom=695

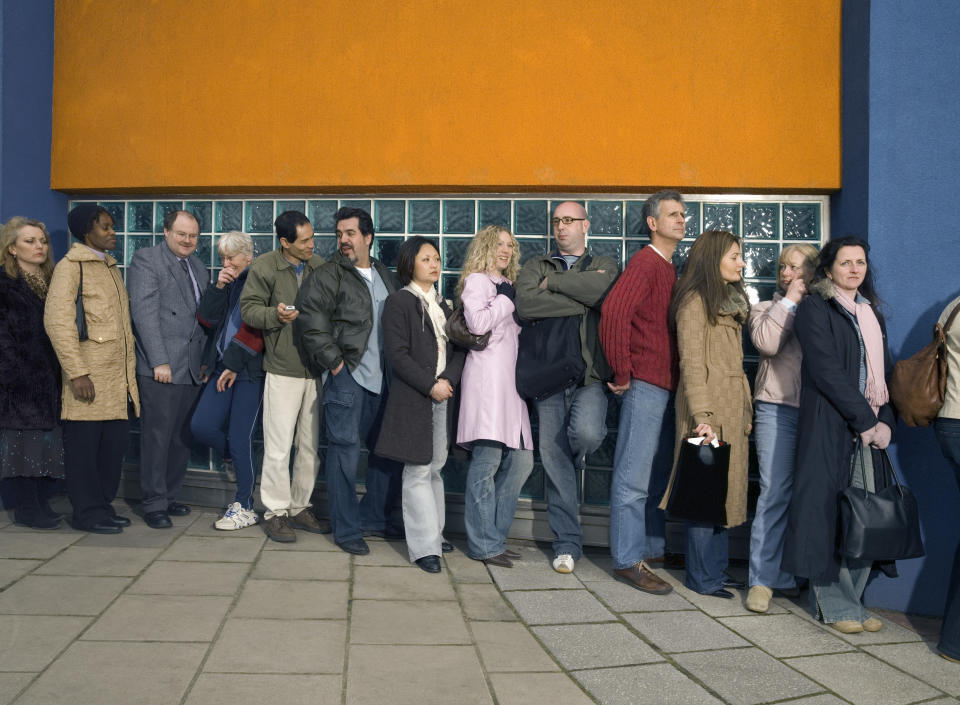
left=375, top=237, right=465, bottom=573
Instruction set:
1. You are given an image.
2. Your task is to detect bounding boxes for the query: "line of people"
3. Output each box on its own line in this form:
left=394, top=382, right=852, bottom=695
left=1, top=195, right=957, bottom=660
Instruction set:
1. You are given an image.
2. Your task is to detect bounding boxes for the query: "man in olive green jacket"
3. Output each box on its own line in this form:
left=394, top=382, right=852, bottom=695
left=239, top=210, right=326, bottom=543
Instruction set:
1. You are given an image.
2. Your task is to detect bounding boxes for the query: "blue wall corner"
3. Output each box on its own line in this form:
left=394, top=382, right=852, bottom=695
left=0, top=0, right=69, bottom=257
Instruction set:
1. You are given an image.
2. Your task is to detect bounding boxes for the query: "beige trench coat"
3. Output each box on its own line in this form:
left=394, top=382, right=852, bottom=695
left=660, top=293, right=752, bottom=528
left=44, top=243, right=140, bottom=421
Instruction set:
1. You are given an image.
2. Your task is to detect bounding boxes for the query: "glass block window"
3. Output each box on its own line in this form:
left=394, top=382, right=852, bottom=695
left=69, top=194, right=828, bottom=507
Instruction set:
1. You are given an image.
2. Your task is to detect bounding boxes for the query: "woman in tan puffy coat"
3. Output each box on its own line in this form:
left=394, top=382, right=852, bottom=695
left=44, top=204, right=139, bottom=534
left=660, top=230, right=751, bottom=598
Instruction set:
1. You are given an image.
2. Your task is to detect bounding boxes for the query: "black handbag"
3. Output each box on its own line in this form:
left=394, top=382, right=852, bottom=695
left=664, top=436, right=730, bottom=525
left=839, top=444, right=924, bottom=562
left=75, top=262, right=88, bottom=342
left=445, top=306, right=489, bottom=351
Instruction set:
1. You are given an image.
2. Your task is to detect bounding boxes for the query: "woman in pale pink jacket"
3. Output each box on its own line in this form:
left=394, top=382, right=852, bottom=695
left=745, top=243, right=818, bottom=613
left=457, top=226, right=533, bottom=568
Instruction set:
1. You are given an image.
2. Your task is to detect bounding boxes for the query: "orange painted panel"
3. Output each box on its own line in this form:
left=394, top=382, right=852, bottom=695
left=51, top=0, right=840, bottom=192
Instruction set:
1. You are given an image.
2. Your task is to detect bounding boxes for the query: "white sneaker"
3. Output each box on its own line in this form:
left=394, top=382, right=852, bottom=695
left=552, top=554, right=575, bottom=574
left=215, top=502, right=259, bottom=531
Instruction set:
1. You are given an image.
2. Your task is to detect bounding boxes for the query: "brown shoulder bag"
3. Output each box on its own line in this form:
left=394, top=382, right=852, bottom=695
left=890, top=302, right=960, bottom=427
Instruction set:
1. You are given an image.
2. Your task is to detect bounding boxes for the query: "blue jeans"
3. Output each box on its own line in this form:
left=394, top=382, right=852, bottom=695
left=190, top=367, right=263, bottom=509
left=685, top=521, right=729, bottom=593
left=749, top=401, right=799, bottom=590
left=464, top=441, right=534, bottom=560
left=609, top=380, right=672, bottom=570
left=323, top=369, right=402, bottom=544
left=534, top=382, right=608, bottom=559
left=811, top=444, right=874, bottom=623
left=935, top=416, right=960, bottom=659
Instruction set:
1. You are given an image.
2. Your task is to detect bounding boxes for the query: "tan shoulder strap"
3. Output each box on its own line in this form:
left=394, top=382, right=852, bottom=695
left=944, top=301, right=960, bottom=334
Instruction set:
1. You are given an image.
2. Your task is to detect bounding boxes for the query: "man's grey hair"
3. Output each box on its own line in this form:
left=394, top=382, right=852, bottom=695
left=639, top=190, right=685, bottom=235
left=217, top=230, right=253, bottom=258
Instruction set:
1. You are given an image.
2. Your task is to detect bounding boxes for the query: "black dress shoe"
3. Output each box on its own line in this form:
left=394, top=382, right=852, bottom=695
left=85, top=521, right=122, bottom=535
left=708, top=588, right=735, bottom=599
left=441, top=542, right=455, bottom=553
left=108, top=515, right=132, bottom=527
left=504, top=548, right=521, bottom=559
left=722, top=577, right=746, bottom=589
left=144, top=510, right=173, bottom=529
left=337, top=538, right=370, bottom=555
left=416, top=555, right=442, bottom=573
left=482, top=552, right=513, bottom=568
left=167, top=502, right=191, bottom=516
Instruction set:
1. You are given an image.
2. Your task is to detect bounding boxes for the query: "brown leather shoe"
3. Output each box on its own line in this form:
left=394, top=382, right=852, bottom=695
left=614, top=561, right=672, bottom=594
left=482, top=552, right=513, bottom=568
left=289, top=508, right=332, bottom=534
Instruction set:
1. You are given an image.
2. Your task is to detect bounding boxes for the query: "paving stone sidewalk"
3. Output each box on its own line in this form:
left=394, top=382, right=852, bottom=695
left=0, top=503, right=956, bottom=705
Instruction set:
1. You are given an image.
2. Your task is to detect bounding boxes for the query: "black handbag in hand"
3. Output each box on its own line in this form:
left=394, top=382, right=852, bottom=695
left=664, top=435, right=730, bottom=526
left=839, top=444, right=924, bottom=562
left=445, top=306, right=490, bottom=352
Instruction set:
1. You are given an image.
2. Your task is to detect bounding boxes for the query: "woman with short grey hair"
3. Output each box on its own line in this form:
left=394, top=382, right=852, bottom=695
left=190, top=231, right=265, bottom=530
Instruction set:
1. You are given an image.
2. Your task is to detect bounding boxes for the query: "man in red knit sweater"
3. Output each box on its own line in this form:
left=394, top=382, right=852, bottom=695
left=599, top=190, right=687, bottom=594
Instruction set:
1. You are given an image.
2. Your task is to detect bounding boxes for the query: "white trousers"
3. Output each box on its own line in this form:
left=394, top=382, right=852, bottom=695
left=402, top=401, right=448, bottom=561
left=260, top=372, right=320, bottom=519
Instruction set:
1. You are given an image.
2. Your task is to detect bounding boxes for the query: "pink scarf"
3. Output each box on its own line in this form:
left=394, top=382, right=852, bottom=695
left=834, top=288, right=889, bottom=414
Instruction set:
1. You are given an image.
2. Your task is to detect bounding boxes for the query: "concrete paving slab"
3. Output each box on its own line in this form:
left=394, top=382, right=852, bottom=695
left=74, top=522, right=184, bottom=548
left=504, top=589, right=616, bottom=625
left=13, top=640, right=206, bottom=705
left=0, top=575, right=129, bottom=616
left=573, top=663, right=725, bottom=705
left=776, top=598, right=927, bottom=646
left=488, top=560, right=583, bottom=591
left=352, top=565, right=457, bottom=601
left=865, top=642, right=960, bottom=696
left=33, top=545, right=161, bottom=577
left=571, top=552, right=616, bottom=582
left=456, top=582, right=518, bottom=621
left=127, top=560, right=249, bottom=595
left=775, top=697, right=853, bottom=705
left=232, top=579, right=348, bottom=620
left=261, top=530, right=339, bottom=551
left=719, top=613, right=856, bottom=657
left=0, top=615, right=90, bottom=671
left=0, top=673, right=33, bottom=705
left=0, top=558, right=41, bottom=588
left=252, top=550, right=350, bottom=581
left=0, top=530, right=79, bottom=559
left=204, top=618, right=346, bottom=674
left=353, top=539, right=410, bottom=566
left=82, top=594, right=231, bottom=641
left=489, top=672, right=596, bottom=705
left=159, top=535, right=264, bottom=562
left=185, top=673, right=342, bottom=705
left=471, top=621, right=559, bottom=672
left=673, top=647, right=823, bottom=705
left=586, top=578, right=697, bottom=613
left=623, top=611, right=750, bottom=652
left=183, top=512, right=238, bottom=536
left=532, top=622, right=664, bottom=670
left=350, top=599, right=471, bottom=644
left=673, top=582, right=789, bottom=617
left=346, top=644, right=492, bottom=705
left=443, top=552, right=494, bottom=583
left=787, top=652, right=941, bottom=705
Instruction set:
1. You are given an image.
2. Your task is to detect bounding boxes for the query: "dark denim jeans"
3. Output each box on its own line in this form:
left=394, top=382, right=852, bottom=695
left=323, top=369, right=402, bottom=544
left=934, top=416, right=960, bottom=660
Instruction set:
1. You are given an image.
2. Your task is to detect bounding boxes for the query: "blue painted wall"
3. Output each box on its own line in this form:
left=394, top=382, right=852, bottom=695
left=0, top=0, right=69, bottom=256
left=857, top=0, right=960, bottom=615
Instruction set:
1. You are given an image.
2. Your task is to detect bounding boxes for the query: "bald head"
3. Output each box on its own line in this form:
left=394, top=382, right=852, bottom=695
left=552, top=201, right=589, bottom=256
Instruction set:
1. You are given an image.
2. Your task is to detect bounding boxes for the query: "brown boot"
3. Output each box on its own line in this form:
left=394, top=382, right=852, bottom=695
left=262, top=515, right=296, bottom=543
left=614, top=561, right=672, bottom=594
left=288, top=508, right=331, bottom=534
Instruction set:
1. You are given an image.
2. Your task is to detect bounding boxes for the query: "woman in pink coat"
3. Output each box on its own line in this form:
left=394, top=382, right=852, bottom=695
left=457, top=225, right=533, bottom=568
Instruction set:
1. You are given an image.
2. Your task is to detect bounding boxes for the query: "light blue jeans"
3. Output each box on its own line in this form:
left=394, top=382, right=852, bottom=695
left=685, top=521, right=729, bottom=594
left=811, top=445, right=875, bottom=623
left=534, top=382, right=608, bottom=559
left=749, top=401, right=799, bottom=590
left=464, top=441, right=534, bottom=560
left=609, top=380, right=671, bottom=570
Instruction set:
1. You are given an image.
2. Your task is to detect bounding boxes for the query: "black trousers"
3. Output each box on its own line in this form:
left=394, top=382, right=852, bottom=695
left=63, top=419, right=129, bottom=528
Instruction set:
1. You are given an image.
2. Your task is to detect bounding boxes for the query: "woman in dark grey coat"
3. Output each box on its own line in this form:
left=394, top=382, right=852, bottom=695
left=375, top=237, right=465, bottom=573
left=782, top=236, right=896, bottom=635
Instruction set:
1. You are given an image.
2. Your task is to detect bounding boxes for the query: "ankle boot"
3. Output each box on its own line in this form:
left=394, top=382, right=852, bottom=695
left=12, top=477, right=61, bottom=530
left=37, top=478, right=62, bottom=520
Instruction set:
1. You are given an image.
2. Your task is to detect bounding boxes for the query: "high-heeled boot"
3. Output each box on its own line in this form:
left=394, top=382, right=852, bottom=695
left=12, top=477, right=61, bottom=530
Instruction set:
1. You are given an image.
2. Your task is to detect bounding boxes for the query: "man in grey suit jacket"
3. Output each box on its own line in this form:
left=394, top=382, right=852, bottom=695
left=128, top=210, right=208, bottom=528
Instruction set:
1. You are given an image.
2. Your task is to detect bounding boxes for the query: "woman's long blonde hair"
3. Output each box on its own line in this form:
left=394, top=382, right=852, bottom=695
left=456, top=225, right=520, bottom=298
left=0, top=217, right=54, bottom=280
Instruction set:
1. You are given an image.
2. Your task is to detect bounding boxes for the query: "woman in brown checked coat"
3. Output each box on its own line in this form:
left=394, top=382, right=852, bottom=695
left=660, top=230, right=752, bottom=598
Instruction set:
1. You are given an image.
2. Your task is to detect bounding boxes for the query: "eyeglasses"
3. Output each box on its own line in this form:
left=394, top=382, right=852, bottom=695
left=551, top=217, right=586, bottom=227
